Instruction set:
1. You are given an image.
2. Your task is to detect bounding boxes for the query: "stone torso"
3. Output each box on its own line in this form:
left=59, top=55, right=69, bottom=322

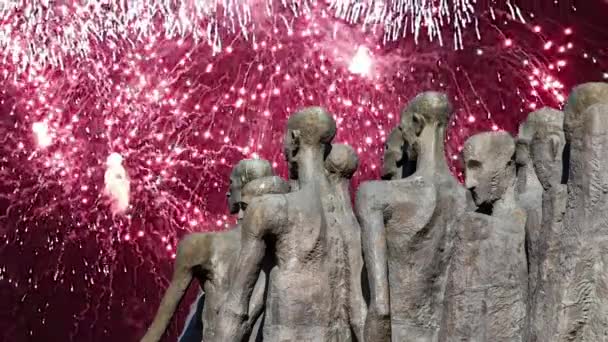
left=367, top=174, right=466, bottom=341
left=558, top=105, right=608, bottom=341
left=528, top=184, right=566, bottom=342
left=263, top=186, right=352, bottom=341
left=191, top=228, right=241, bottom=341
left=441, top=208, right=528, bottom=342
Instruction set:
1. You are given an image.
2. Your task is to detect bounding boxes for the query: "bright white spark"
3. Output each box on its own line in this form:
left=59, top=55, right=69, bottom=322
left=104, top=152, right=130, bottom=215
left=0, top=0, right=521, bottom=70
left=32, top=121, right=52, bottom=148
left=349, top=46, right=373, bottom=76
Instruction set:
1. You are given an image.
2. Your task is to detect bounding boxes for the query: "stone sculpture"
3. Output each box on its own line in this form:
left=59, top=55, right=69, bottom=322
left=140, top=159, right=287, bottom=342
left=324, top=143, right=367, bottom=340
left=525, top=108, right=566, bottom=342
left=356, top=92, right=467, bottom=342
left=217, top=107, right=356, bottom=341
left=516, top=111, right=545, bottom=311
left=139, top=85, right=608, bottom=342
left=441, top=131, right=528, bottom=341
left=557, top=82, right=608, bottom=341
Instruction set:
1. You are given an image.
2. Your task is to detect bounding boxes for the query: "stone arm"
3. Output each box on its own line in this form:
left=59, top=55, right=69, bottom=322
left=217, top=195, right=286, bottom=342
left=243, top=266, right=267, bottom=337
left=347, top=245, right=367, bottom=341
left=344, top=213, right=368, bottom=342
left=141, top=235, right=206, bottom=342
left=355, top=184, right=391, bottom=341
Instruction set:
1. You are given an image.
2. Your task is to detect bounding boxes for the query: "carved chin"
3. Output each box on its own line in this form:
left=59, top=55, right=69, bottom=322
left=470, top=191, right=485, bottom=206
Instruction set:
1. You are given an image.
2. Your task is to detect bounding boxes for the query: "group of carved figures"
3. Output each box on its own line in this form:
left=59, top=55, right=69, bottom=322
left=141, top=82, right=608, bottom=342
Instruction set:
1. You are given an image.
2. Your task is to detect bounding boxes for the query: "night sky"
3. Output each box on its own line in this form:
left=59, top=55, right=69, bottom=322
left=0, top=1, right=606, bottom=341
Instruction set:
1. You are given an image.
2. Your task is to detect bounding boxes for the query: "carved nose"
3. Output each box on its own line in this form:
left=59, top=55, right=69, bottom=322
left=465, top=177, right=478, bottom=190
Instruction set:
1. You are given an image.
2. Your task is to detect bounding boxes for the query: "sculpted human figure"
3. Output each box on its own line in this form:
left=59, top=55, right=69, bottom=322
left=140, top=159, right=286, bottom=342
left=356, top=92, right=467, bottom=341
left=515, top=111, right=544, bottom=309
left=526, top=108, right=566, bottom=342
left=324, top=143, right=367, bottom=340
left=557, top=82, right=608, bottom=340
left=217, top=107, right=356, bottom=341
left=440, top=131, right=528, bottom=342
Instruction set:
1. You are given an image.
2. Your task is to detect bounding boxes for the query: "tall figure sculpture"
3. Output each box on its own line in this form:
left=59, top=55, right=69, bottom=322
left=217, top=107, right=356, bottom=341
left=558, top=82, right=608, bottom=341
left=516, top=111, right=544, bottom=315
left=325, top=143, right=367, bottom=340
left=526, top=108, right=566, bottom=342
left=441, top=131, right=528, bottom=341
left=140, top=159, right=288, bottom=342
left=356, top=92, right=467, bottom=342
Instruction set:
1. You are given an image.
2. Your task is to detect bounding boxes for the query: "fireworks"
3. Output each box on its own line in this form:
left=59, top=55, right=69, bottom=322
left=0, top=0, right=526, bottom=71
left=0, top=0, right=605, bottom=341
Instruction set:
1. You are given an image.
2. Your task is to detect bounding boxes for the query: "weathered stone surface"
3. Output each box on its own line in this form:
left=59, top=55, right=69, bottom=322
left=526, top=108, right=567, bottom=342
left=356, top=92, right=467, bottom=342
left=140, top=159, right=286, bottom=342
left=217, top=107, right=357, bottom=342
left=324, top=143, right=367, bottom=341
left=144, top=85, right=608, bottom=342
left=516, top=108, right=566, bottom=341
left=441, top=132, right=527, bottom=342
left=381, top=127, right=417, bottom=180
left=516, top=109, right=546, bottom=305
left=558, top=101, right=608, bottom=341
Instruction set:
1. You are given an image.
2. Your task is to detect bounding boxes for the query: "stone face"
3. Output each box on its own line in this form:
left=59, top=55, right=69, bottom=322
left=356, top=92, right=466, bottom=342
left=442, top=132, right=528, bottom=342
left=381, top=127, right=417, bottom=180
left=563, top=82, right=608, bottom=142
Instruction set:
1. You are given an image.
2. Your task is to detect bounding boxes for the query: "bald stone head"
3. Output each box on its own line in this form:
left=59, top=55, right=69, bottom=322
left=284, top=106, right=337, bottom=164
left=399, top=91, right=452, bottom=158
left=583, top=102, right=608, bottom=136
left=564, top=82, right=608, bottom=141
left=526, top=109, right=566, bottom=190
left=463, top=131, right=516, bottom=207
left=325, top=144, right=359, bottom=181
left=227, top=159, right=273, bottom=214
left=517, top=107, right=564, bottom=166
left=239, top=176, right=291, bottom=220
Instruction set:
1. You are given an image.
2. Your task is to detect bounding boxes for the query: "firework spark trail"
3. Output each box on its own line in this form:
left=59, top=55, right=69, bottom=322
left=0, top=0, right=525, bottom=71
left=0, top=1, right=600, bottom=341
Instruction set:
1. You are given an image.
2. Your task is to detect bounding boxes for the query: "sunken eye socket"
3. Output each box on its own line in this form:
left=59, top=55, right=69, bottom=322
left=467, top=160, right=482, bottom=170
left=240, top=203, right=248, bottom=211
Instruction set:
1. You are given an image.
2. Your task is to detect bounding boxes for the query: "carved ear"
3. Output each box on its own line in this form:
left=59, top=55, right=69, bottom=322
left=412, top=113, right=425, bottom=136
left=549, top=135, right=561, bottom=161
